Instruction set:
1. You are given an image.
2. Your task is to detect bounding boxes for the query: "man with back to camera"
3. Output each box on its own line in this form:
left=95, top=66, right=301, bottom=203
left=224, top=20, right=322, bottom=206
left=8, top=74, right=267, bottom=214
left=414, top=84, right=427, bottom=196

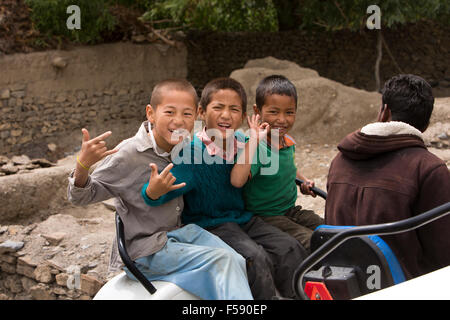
left=325, top=74, right=450, bottom=280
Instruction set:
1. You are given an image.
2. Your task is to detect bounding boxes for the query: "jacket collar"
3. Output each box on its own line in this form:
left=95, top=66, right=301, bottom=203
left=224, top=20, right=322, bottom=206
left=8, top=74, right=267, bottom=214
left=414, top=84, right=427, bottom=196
left=360, top=121, right=423, bottom=140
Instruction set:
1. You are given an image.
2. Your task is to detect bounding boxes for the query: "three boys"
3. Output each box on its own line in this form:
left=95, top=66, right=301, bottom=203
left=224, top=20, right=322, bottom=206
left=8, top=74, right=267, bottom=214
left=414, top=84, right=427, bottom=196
left=142, top=77, right=308, bottom=299
left=67, top=79, right=253, bottom=300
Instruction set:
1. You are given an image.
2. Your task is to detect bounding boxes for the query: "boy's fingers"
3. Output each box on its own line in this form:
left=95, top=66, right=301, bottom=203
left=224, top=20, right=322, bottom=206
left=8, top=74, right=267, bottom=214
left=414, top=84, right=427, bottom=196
left=149, top=163, right=158, bottom=176
left=91, top=131, right=112, bottom=144
left=168, top=176, right=176, bottom=186
left=81, top=128, right=90, bottom=142
left=103, top=149, right=118, bottom=157
left=170, top=182, right=186, bottom=191
left=160, top=163, right=174, bottom=178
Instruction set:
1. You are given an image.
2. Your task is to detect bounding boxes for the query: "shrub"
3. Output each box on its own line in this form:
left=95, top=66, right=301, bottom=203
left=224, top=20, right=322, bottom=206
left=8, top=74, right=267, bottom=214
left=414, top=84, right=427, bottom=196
left=25, top=0, right=116, bottom=44
left=140, top=0, right=279, bottom=32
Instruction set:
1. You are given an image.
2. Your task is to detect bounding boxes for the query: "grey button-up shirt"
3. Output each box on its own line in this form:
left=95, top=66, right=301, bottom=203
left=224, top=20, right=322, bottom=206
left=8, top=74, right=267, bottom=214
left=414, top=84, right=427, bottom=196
left=67, top=122, right=184, bottom=261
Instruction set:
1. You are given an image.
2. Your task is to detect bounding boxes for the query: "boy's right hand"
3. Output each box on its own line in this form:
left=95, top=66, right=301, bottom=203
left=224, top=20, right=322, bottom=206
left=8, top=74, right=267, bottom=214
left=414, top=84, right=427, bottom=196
left=78, top=128, right=118, bottom=169
left=145, top=163, right=186, bottom=200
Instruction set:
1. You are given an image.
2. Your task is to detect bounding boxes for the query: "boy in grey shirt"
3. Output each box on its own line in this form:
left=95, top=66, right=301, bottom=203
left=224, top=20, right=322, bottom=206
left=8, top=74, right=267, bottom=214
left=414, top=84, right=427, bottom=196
left=67, top=79, right=252, bottom=300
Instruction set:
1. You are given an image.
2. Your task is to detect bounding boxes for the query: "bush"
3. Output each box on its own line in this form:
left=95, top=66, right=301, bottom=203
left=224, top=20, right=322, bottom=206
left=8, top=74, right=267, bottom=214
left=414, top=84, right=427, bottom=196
left=25, top=0, right=116, bottom=44
left=140, top=0, right=279, bottom=32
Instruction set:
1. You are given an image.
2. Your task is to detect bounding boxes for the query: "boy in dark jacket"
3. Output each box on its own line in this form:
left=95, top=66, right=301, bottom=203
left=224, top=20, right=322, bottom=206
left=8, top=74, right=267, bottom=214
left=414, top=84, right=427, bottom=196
left=325, top=74, right=450, bottom=279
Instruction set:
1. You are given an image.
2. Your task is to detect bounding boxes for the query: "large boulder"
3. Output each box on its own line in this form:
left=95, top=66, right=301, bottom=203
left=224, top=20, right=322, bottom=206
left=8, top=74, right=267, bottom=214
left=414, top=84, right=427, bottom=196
left=230, top=56, right=381, bottom=144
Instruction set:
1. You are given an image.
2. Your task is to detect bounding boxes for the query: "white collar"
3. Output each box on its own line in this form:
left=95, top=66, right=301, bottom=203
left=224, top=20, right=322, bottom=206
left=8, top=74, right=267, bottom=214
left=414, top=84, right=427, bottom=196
left=147, top=122, right=171, bottom=157
left=360, top=121, right=423, bottom=140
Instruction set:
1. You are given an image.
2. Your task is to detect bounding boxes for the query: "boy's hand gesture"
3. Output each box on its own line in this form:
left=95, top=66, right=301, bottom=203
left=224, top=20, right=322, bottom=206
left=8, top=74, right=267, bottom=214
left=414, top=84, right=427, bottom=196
left=247, top=114, right=269, bottom=142
left=145, top=163, right=186, bottom=200
left=78, top=128, right=118, bottom=170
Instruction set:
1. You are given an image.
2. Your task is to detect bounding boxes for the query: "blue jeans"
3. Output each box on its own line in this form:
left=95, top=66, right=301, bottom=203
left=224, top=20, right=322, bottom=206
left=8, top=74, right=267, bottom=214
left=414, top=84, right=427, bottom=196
left=124, top=224, right=253, bottom=300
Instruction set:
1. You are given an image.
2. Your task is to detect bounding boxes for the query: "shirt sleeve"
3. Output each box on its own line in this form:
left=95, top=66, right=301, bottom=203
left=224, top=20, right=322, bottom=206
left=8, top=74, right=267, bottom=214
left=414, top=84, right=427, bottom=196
left=67, top=154, right=123, bottom=206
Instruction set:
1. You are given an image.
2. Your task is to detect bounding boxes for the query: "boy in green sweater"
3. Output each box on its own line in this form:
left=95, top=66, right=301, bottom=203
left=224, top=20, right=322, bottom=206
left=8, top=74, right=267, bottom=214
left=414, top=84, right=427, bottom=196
left=231, top=75, right=324, bottom=252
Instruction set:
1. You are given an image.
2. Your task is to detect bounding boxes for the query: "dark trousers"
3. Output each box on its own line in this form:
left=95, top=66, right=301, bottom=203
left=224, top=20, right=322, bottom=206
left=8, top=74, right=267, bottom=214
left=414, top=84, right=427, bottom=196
left=260, top=205, right=325, bottom=252
left=207, top=216, right=307, bottom=299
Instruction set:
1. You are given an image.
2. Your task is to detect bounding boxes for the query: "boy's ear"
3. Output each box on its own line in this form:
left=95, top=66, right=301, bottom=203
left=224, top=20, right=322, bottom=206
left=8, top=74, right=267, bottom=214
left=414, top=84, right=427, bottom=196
left=253, top=104, right=260, bottom=115
left=197, top=105, right=205, bottom=121
left=146, top=104, right=155, bottom=123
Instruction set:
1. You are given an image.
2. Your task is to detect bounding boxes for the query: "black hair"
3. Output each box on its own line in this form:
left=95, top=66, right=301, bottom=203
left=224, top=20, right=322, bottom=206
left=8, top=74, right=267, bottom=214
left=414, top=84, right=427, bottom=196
left=200, top=77, right=247, bottom=113
left=255, top=75, right=297, bottom=110
left=150, top=78, right=199, bottom=108
left=381, top=74, right=434, bottom=132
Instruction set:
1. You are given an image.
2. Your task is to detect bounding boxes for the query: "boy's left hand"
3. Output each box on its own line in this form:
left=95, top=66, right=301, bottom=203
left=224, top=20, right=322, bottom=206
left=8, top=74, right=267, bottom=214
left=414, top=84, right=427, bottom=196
left=300, top=179, right=317, bottom=197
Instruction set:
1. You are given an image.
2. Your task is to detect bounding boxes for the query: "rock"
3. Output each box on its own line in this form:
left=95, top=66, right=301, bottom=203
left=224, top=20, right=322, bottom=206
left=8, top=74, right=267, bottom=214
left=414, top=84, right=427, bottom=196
left=11, top=90, right=25, bottom=99
left=132, top=34, right=147, bottom=43
left=29, top=283, right=56, bottom=300
left=80, top=274, right=103, bottom=296
left=55, top=273, right=70, bottom=287
left=31, top=158, right=55, bottom=168
left=11, top=155, right=31, bottom=165
left=0, top=262, right=16, bottom=273
left=46, top=259, right=66, bottom=272
left=438, top=132, right=449, bottom=140
left=52, top=286, right=68, bottom=295
left=42, top=232, right=66, bottom=246
left=0, top=293, right=11, bottom=300
left=0, top=225, right=8, bottom=234
left=4, top=276, right=23, bottom=293
left=34, top=264, right=53, bottom=283
left=0, top=253, right=17, bottom=264
left=0, top=88, right=10, bottom=99
left=51, top=56, right=68, bottom=69
left=11, top=129, right=23, bottom=137
left=0, top=155, right=9, bottom=165
left=47, top=143, right=57, bottom=152
left=21, top=277, right=37, bottom=292
left=0, top=240, right=25, bottom=253
left=23, top=224, right=37, bottom=235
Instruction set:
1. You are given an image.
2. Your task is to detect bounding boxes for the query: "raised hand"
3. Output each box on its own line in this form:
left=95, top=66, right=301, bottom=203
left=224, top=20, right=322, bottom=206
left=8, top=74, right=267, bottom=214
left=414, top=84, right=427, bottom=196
left=77, top=128, right=118, bottom=170
left=145, top=163, right=186, bottom=200
left=247, top=114, right=269, bottom=142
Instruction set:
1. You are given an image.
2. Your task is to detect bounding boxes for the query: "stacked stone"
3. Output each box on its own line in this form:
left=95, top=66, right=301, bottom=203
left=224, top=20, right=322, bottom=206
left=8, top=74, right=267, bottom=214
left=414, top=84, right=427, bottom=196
left=0, top=155, right=54, bottom=176
left=0, top=227, right=105, bottom=300
left=0, top=84, right=149, bottom=157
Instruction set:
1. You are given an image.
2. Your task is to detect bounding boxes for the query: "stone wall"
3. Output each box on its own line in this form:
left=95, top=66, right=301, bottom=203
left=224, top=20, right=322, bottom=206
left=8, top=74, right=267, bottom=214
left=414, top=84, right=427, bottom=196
left=186, top=21, right=450, bottom=97
left=0, top=42, right=187, bottom=160
left=0, top=236, right=104, bottom=300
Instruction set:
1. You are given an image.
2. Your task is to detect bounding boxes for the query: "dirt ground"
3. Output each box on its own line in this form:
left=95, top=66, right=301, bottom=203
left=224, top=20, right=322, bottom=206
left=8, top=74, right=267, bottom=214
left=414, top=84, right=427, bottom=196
left=0, top=96, right=448, bottom=298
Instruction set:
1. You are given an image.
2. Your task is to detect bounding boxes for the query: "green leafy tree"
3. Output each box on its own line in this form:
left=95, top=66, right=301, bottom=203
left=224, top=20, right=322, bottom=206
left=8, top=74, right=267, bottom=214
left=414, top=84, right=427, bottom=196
left=140, top=0, right=278, bottom=32
left=297, top=0, right=449, bottom=31
left=296, top=0, right=449, bottom=90
left=25, top=0, right=116, bottom=44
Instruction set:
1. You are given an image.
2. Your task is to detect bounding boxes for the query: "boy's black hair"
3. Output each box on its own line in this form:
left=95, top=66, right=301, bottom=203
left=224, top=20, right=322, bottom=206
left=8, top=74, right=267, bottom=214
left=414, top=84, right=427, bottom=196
left=255, top=75, right=297, bottom=110
left=150, top=78, right=199, bottom=108
left=200, top=77, right=247, bottom=113
left=381, top=74, right=434, bottom=132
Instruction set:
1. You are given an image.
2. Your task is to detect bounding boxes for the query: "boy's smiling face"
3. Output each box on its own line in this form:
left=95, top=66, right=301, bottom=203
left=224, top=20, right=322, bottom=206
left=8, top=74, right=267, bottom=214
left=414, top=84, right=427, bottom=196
left=254, top=94, right=296, bottom=139
left=146, top=88, right=197, bottom=152
left=199, top=89, right=245, bottom=141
